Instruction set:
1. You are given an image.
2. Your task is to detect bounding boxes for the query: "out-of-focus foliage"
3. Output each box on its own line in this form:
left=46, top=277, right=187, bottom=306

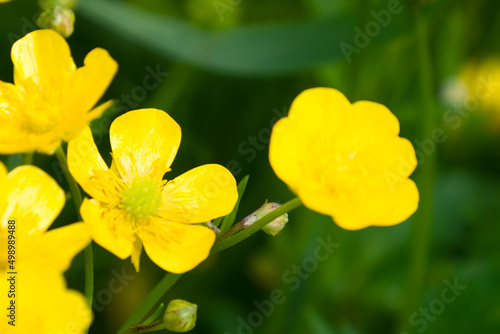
left=1, top=0, right=500, bottom=333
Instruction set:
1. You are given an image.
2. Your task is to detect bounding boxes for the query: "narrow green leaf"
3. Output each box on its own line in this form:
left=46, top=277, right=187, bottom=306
left=140, top=303, right=164, bottom=326
left=212, top=217, right=223, bottom=228
left=76, top=0, right=355, bottom=76
left=218, top=175, right=249, bottom=237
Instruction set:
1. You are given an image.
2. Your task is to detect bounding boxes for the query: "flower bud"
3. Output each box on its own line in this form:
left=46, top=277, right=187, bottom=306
left=243, top=202, right=289, bottom=236
left=163, top=299, right=197, bottom=332
left=37, top=6, right=75, bottom=38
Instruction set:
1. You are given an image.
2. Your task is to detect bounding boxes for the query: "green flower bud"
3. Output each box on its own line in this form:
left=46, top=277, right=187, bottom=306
left=37, top=5, right=75, bottom=38
left=242, top=202, right=289, bottom=236
left=163, top=299, right=197, bottom=332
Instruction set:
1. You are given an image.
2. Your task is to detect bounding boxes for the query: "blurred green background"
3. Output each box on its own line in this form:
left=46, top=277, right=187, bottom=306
left=2, top=0, right=500, bottom=333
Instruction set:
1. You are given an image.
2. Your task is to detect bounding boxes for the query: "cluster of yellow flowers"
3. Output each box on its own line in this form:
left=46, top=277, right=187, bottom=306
left=0, top=29, right=418, bottom=332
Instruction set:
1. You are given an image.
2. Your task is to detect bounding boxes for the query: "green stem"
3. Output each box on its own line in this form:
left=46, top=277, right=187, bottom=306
left=117, top=274, right=182, bottom=334
left=212, top=197, right=302, bottom=254
left=55, top=146, right=94, bottom=329
left=23, top=152, right=33, bottom=165
left=123, top=320, right=166, bottom=334
left=403, top=11, right=436, bottom=330
left=117, top=197, right=302, bottom=333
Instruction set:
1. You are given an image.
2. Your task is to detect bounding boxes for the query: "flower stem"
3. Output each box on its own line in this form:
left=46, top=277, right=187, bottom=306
left=55, top=146, right=94, bottom=329
left=116, top=274, right=182, bottom=334
left=211, top=197, right=302, bottom=254
left=402, top=11, right=437, bottom=331
left=23, top=152, right=33, bottom=165
left=117, top=197, right=302, bottom=333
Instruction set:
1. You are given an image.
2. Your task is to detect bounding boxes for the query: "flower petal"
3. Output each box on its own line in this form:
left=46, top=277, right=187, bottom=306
left=45, top=287, right=93, bottom=333
left=67, top=127, right=110, bottom=199
left=299, top=178, right=419, bottom=230
left=356, top=137, right=418, bottom=178
left=269, top=87, right=353, bottom=190
left=3, top=165, right=65, bottom=236
left=64, top=48, right=118, bottom=116
left=11, top=29, right=75, bottom=94
left=161, top=164, right=238, bottom=223
left=352, top=101, right=400, bottom=137
left=139, top=220, right=215, bottom=273
left=61, top=100, right=114, bottom=142
left=10, top=268, right=92, bottom=333
left=27, top=223, right=91, bottom=272
left=80, top=199, right=135, bottom=260
left=110, top=109, right=181, bottom=182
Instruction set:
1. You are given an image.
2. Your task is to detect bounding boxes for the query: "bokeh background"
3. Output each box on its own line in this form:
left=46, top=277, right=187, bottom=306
left=1, top=0, right=500, bottom=333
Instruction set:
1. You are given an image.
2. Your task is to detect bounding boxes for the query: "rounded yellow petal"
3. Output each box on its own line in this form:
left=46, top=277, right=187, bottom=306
left=26, top=223, right=91, bottom=272
left=352, top=101, right=400, bottom=137
left=80, top=199, right=135, bottom=260
left=139, top=221, right=215, bottom=273
left=64, top=48, right=118, bottom=117
left=11, top=29, right=75, bottom=94
left=110, top=109, right=181, bottom=182
left=287, top=87, right=352, bottom=127
left=3, top=165, right=64, bottom=236
left=270, top=87, right=354, bottom=189
left=161, top=164, right=238, bottom=223
left=67, top=127, right=110, bottom=198
left=44, top=287, right=92, bottom=333
left=3, top=269, right=92, bottom=333
left=354, top=137, right=417, bottom=178
left=299, top=178, right=419, bottom=230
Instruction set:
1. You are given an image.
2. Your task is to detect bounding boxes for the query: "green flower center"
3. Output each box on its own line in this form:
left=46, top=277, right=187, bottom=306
left=121, top=179, right=162, bottom=220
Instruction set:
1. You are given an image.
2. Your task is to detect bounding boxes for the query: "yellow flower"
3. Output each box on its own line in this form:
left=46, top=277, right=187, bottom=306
left=0, top=0, right=11, bottom=3
left=0, top=29, right=117, bottom=154
left=0, top=163, right=92, bottom=333
left=460, top=57, right=500, bottom=113
left=269, top=88, right=419, bottom=230
left=68, top=108, right=238, bottom=273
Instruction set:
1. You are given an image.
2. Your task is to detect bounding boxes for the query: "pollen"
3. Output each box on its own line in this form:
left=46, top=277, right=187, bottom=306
left=120, top=179, right=162, bottom=220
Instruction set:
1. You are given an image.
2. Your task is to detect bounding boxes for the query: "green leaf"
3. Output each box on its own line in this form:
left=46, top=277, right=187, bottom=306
left=140, top=303, right=164, bottom=326
left=218, top=175, right=249, bottom=236
left=76, top=0, right=355, bottom=76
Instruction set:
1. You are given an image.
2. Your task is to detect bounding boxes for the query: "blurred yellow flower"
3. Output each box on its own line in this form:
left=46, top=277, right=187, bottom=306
left=68, top=108, right=238, bottom=273
left=0, top=29, right=117, bottom=154
left=460, top=58, right=500, bottom=120
left=0, top=0, right=11, bottom=3
left=269, top=87, right=419, bottom=230
left=0, top=163, right=91, bottom=333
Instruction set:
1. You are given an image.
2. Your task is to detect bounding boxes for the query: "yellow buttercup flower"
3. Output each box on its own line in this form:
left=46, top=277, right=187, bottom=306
left=68, top=108, right=238, bottom=273
left=269, top=87, right=419, bottom=230
left=0, top=29, right=117, bottom=154
left=457, top=58, right=500, bottom=129
left=0, top=163, right=92, bottom=332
